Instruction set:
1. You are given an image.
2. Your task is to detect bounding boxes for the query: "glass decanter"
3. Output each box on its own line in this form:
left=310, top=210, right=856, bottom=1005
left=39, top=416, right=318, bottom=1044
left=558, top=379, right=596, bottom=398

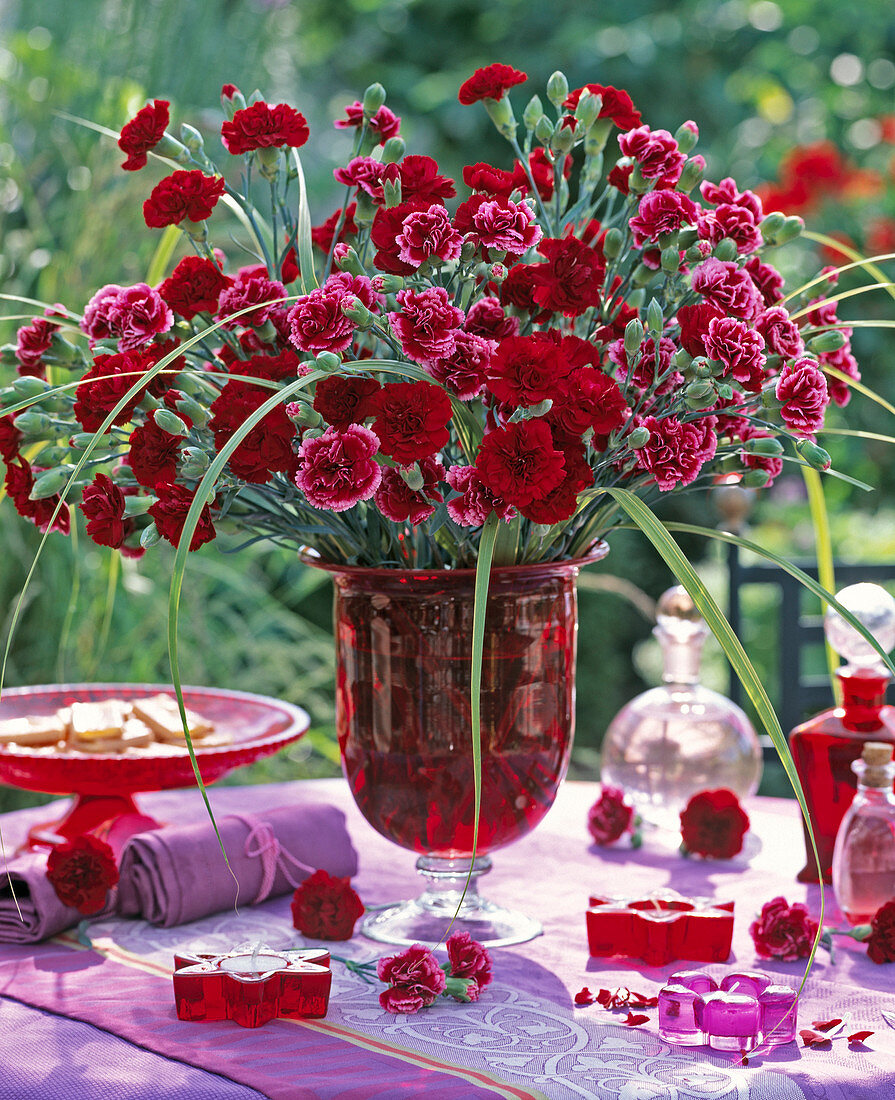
left=789, top=583, right=895, bottom=883
left=831, top=741, right=895, bottom=925
left=600, top=586, right=762, bottom=828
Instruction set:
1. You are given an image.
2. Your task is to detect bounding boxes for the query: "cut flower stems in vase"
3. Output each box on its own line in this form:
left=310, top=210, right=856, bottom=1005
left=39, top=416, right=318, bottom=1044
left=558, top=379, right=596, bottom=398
left=3, top=66, right=895, bottom=953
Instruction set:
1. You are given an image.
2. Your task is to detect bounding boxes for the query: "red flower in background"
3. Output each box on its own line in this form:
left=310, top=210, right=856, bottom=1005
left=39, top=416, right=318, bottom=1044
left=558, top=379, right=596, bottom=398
left=679, top=788, right=750, bottom=859
left=159, top=256, right=232, bottom=320
left=118, top=99, right=169, bottom=171
left=290, top=869, right=364, bottom=940
left=311, top=203, right=358, bottom=254
left=563, top=83, right=641, bottom=130
left=14, top=316, right=58, bottom=377
left=79, top=472, right=133, bottom=548
left=46, top=835, right=119, bottom=915
left=221, top=101, right=309, bottom=154
left=458, top=63, right=527, bottom=105
left=334, top=101, right=401, bottom=143
left=143, top=170, right=226, bottom=228
left=866, top=899, right=895, bottom=964
left=313, top=374, right=381, bottom=429
left=149, top=482, right=216, bottom=551
left=587, top=786, right=635, bottom=845
left=749, top=896, right=818, bottom=960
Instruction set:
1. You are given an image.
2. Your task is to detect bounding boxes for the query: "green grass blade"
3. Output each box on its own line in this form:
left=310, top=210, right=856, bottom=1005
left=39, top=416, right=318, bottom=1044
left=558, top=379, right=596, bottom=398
left=802, top=467, right=840, bottom=701
left=145, top=225, right=181, bottom=285
left=795, top=234, right=895, bottom=307
left=606, top=488, right=826, bottom=975
left=787, top=282, right=895, bottom=322
left=291, top=148, right=319, bottom=295
left=822, top=365, right=895, bottom=418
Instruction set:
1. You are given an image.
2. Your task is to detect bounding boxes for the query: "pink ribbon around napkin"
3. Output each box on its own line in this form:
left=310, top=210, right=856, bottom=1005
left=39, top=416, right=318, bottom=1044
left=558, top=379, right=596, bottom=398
left=0, top=800, right=358, bottom=941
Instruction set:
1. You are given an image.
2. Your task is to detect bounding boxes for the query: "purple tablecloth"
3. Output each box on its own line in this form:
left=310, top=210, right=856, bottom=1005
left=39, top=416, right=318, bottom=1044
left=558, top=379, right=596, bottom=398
left=1, top=778, right=894, bottom=1099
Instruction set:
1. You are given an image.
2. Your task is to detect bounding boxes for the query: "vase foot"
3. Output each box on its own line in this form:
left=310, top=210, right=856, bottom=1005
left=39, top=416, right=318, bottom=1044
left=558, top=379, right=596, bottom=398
left=361, top=896, right=542, bottom=948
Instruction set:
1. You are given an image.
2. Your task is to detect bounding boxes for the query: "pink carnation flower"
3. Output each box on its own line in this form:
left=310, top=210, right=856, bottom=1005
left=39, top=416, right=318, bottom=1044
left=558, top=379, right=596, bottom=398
left=691, top=257, right=763, bottom=321
left=775, top=357, right=829, bottom=435
left=618, top=125, right=686, bottom=182
left=217, top=270, right=287, bottom=329
left=397, top=204, right=462, bottom=267
left=445, top=465, right=515, bottom=526
left=389, top=286, right=464, bottom=363
left=636, top=415, right=717, bottom=490
left=295, top=424, right=382, bottom=511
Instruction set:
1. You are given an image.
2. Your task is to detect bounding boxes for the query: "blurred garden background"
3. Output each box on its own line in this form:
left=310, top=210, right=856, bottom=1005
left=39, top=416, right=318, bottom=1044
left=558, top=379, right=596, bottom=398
left=2, top=0, right=895, bottom=811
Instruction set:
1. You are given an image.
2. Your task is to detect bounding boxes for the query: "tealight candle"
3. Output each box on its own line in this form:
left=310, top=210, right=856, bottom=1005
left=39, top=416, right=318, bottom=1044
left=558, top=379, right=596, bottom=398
left=697, top=991, right=761, bottom=1052
left=667, top=969, right=719, bottom=995
left=658, top=983, right=704, bottom=1045
left=759, top=985, right=799, bottom=1045
left=720, top=970, right=773, bottom=998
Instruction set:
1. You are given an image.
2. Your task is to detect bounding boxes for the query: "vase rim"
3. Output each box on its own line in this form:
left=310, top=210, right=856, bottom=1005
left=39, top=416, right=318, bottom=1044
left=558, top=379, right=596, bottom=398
left=300, top=539, right=609, bottom=578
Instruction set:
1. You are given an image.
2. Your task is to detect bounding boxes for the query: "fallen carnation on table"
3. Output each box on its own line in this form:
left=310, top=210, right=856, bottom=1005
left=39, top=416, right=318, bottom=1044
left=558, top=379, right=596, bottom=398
left=290, top=869, right=365, bottom=941
left=586, top=784, right=642, bottom=847
left=376, top=932, right=493, bottom=1013
left=45, top=834, right=119, bottom=915
left=749, top=895, right=818, bottom=961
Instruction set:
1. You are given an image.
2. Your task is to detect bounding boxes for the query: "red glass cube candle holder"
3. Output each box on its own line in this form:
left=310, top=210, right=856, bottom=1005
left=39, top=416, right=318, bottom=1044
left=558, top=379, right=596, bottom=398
left=173, top=946, right=331, bottom=1028
left=586, top=889, right=734, bottom=967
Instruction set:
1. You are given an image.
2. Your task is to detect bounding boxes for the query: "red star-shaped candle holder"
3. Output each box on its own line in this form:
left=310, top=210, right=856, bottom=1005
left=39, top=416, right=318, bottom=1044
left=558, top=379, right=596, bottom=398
left=586, top=888, right=734, bottom=967
left=173, top=946, right=332, bottom=1028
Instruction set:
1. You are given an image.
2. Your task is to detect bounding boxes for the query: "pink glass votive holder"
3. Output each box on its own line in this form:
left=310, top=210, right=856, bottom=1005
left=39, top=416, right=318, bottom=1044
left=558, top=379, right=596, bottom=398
left=658, top=983, right=704, bottom=1045
left=667, top=969, right=719, bottom=995
left=759, top=985, right=799, bottom=1045
left=720, top=970, right=773, bottom=998
left=696, top=991, right=761, bottom=1051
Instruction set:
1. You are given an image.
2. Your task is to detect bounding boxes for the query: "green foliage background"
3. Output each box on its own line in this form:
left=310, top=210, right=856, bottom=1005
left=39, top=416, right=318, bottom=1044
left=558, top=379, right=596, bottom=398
left=2, top=0, right=895, bottom=810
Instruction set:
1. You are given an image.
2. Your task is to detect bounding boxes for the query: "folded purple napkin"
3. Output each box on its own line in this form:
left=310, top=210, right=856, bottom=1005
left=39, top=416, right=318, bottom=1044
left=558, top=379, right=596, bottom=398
left=0, top=851, right=83, bottom=944
left=116, top=801, right=358, bottom=927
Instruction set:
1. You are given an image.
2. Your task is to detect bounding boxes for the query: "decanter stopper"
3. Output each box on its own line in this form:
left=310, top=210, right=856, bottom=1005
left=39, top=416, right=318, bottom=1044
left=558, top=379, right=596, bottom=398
left=824, top=583, right=895, bottom=673
left=654, top=586, right=709, bottom=685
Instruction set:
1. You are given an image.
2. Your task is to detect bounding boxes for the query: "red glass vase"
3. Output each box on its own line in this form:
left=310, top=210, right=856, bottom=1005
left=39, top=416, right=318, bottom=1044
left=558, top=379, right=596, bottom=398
left=309, top=544, right=607, bottom=946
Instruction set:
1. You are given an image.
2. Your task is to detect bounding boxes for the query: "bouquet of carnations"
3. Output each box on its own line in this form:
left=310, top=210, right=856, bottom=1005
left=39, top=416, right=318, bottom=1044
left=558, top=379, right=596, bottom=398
left=1, top=62, right=856, bottom=573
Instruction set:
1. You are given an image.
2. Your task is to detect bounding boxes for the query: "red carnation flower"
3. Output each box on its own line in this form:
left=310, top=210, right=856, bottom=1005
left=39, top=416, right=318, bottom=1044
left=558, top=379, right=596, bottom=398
left=587, top=786, right=635, bottom=845
left=519, top=440, right=591, bottom=524
left=676, top=302, right=725, bottom=358
left=79, top=473, right=134, bottom=548
left=465, top=297, right=518, bottom=341
left=370, top=380, right=453, bottom=465
left=73, top=350, right=155, bottom=433
left=618, top=126, right=686, bottom=184
left=389, top=155, right=456, bottom=205
left=0, top=415, right=22, bottom=463
left=143, top=170, right=226, bottom=228
left=118, top=99, right=169, bottom=171
left=629, top=190, right=698, bottom=247
left=333, top=101, right=401, bottom=144
left=148, top=482, right=216, bottom=551
left=463, top=162, right=518, bottom=198
left=217, top=270, right=287, bottom=329
left=425, top=330, right=494, bottom=400
left=563, top=83, right=641, bottom=130
left=486, top=332, right=571, bottom=406
left=311, top=203, right=358, bottom=254
left=158, top=256, right=233, bottom=320
left=370, top=198, right=432, bottom=275
left=697, top=202, right=762, bottom=255
left=703, top=317, right=767, bottom=392
left=453, top=194, right=542, bottom=257
left=476, top=419, right=565, bottom=508
left=691, top=258, right=763, bottom=322
left=755, top=306, right=804, bottom=360
left=745, top=255, right=786, bottom=307
left=313, top=374, right=381, bottom=429
left=3, top=456, right=70, bottom=534
left=866, top=899, right=895, bottom=964
left=528, top=236, right=605, bottom=317
left=679, top=788, right=750, bottom=859
left=209, top=379, right=299, bottom=484
left=128, top=418, right=183, bottom=488
left=375, top=457, right=444, bottom=527
left=221, top=101, right=309, bottom=154
left=445, top=930, right=493, bottom=997
left=549, top=366, right=629, bottom=440
left=396, top=204, right=462, bottom=267
left=14, top=316, right=57, bottom=377
left=749, top=896, right=818, bottom=961
left=458, top=63, right=527, bottom=105
left=377, top=943, right=446, bottom=1013
left=46, top=835, right=119, bottom=915
left=296, top=424, right=382, bottom=512
left=290, top=869, right=364, bottom=941
left=288, top=284, right=356, bottom=355
left=445, top=465, right=515, bottom=527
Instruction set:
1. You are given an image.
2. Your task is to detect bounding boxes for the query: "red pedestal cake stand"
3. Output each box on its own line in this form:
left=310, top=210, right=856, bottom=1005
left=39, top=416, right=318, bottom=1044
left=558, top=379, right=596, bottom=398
left=0, top=683, right=310, bottom=849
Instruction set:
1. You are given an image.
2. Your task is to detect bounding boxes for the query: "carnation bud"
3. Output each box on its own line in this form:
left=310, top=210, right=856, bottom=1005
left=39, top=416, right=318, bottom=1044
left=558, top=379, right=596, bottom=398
left=381, top=136, right=405, bottom=164
left=742, top=468, right=771, bottom=489
left=743, top=435, right=784, bottom=456
left=12, top=409, right=52, bottom=436
left=460, top=239, right=478, bottom=263
left=335, top=246, right=366, bottom=277
left=153, top=408, right=188, bottom=436
left=761, top=384, right=782, bottom=409
left=685, top=241, right=713, bottom=263
left=676, top=155, right=705, bottom=194
left=677, top=226, right=699, bottom=249
left=483, top=96, right=518, bottom=140
left=795, top=437, right=831, bottom=470
left=808, top=329, right=847, bottom=353
left=179, top=124, right=204, bottom=153
left=179, top=447, right=211, bottom=476
left=522, top=94, right=545, bottom=131
left=584, top=117, right=612, bottom=155
left=29, top=466, right=73, bottom=500
left=122, top=494, right=155, bottom=517
left=550, top=122, right=575, bottom=155
left=546, top=71, right=569, bottom=108
left=0, top=345, right=18, bottom=367
left=694, top=359, right=714, bottom=379
left=140, top=522, right=161, bottom=549
left=660, top=247, right=681, bottom=273
left=489, top=262, right=508, bottom=283
left=632, top=262, right=656, bottom=287
left=301, top=427, right=325, bottom=441
left=362, top=83, right=387, bottom=118
left=370, top=273, right=404, bottom=293
left=382, top=178, right=402, bottom=208
left=646, top=298, right=664, bottom=336
left=672, top=349, right=692, bottom=370
left=716, top=382, right=733, bottom=400
left=534, top=115, right=554, bottom=145
left=574, top=91, right=603, bottom=131
left=713, top=237, right=738, bottom=262
left=69, top=433, right=99, bottom=450
left=315, top=351, right=342, bottom=372
left=759, top=212, right=785, bottom=245
left=685, top=380, right=715, bottom=408
left=221, top=84, right=246, bottom=117
left=674, top=120, right=699, bottom=153
left=156, top=133, right=188, bottom=160
left=353, top=191, right=377, bottom=226
left=341, top=295, right=375, bottom=328
left=602, top=227, right=624, bottom=260
left=628, top=164, right=650, bottom=193
left=526, top=398, right=553, bottom=417
left=285, top=401, right=323, bottom=428
left=12, top=375, right=50, bottom=398
left=627, top=426, right=651, bottom=449
left=175, top=395, right=208, bottom=428
left=399, top=464, right=425, bottom=491
left=778, top=215, right=804, bottom=244
left=623, top=318, right=644, bottom=356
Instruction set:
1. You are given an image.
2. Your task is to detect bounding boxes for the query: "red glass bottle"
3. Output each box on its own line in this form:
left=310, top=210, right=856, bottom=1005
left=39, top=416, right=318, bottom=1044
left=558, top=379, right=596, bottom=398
left=789, top=583, right=895, bottom=883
